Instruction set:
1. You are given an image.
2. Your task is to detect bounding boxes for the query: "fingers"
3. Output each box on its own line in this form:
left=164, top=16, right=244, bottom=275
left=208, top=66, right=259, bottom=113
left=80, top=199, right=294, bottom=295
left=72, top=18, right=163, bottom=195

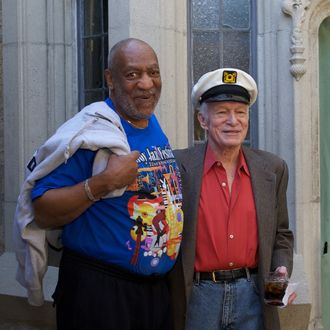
left=129, top=150, right=140, bottom=160
left=109, top=150, right=140, bottom=163
left=275, top=266, right=288, bottom=277
left=103, top=151, right=140, bottom=190
left=273, top=266, right=297, bottom=306
left=288, top=292, right=297, bottom=305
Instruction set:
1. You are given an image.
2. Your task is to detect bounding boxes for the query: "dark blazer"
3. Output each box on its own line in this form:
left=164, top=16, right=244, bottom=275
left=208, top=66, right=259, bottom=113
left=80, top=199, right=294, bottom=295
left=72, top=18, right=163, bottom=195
left=169, top=143, right=294, bottom=330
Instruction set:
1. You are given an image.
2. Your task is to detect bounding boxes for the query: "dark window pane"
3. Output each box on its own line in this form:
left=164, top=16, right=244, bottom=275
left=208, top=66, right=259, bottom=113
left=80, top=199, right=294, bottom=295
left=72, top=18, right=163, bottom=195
left=223, top=0, right=250, bottom=29
left=84, top=0, right=102, bottom=35
left=85, top=91, right=105, bottom=105
left=104, top=36, right=109, bottom=71
left=223, top=31, right=250, bottom=71
left=192, top=0, right=220, bottom=29
left=193, top=31, right=220, bottom=82
left=103, top=0, right=108, bottom=33
left=78, top=0, right=109, bottom=108
left=84, top=38, right=103, bottom=89
left=103, top=89, right=108, bottom=100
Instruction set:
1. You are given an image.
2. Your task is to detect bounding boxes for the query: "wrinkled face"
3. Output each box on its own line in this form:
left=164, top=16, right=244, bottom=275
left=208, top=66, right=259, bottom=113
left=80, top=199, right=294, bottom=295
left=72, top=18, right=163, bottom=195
left=198, top=101, right=249, bottom=151
left=105, top=42, right=162, bottom=122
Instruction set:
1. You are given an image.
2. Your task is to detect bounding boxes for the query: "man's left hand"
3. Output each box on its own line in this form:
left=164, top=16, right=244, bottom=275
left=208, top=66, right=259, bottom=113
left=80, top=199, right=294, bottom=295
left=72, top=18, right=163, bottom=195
left=275, top=266, right=297, bottom=305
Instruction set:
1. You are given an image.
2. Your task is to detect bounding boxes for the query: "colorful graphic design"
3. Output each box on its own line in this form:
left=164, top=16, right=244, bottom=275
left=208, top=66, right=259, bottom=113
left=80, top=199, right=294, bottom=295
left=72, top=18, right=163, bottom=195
left=126, top=145, right=183, bottom=266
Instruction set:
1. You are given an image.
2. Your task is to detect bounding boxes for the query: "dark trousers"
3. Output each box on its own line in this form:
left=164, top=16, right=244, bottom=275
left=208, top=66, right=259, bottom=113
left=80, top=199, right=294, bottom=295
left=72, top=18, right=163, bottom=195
left=53, top=249, right=173, bottom=330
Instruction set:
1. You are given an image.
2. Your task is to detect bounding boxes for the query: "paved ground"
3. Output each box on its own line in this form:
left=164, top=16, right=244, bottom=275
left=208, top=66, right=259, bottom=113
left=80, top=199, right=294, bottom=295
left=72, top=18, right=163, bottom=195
left=0, top=295, right=56, bottom=330
left=0, top=323, right=52, bottom=330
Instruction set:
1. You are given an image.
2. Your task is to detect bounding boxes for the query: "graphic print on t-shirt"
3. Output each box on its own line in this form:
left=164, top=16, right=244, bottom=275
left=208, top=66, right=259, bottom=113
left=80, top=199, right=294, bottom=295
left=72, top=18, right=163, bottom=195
left=126, top=144, right=183, bottom=267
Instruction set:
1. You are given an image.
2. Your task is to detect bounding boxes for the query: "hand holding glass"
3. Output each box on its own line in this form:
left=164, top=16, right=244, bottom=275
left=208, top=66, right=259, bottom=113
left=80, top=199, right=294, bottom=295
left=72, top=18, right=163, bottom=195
left=264, top=272, right=289, bottom=306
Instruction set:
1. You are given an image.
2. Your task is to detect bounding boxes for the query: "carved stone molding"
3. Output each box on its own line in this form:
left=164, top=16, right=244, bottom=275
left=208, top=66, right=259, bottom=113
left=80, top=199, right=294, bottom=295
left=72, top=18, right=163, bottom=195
left=282, top=0, right=311, bottom=80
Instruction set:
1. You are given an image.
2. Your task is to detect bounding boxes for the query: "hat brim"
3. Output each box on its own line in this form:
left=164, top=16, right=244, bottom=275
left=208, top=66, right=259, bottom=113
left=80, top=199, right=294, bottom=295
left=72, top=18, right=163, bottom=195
left=204, top=94, right=250, bottom=104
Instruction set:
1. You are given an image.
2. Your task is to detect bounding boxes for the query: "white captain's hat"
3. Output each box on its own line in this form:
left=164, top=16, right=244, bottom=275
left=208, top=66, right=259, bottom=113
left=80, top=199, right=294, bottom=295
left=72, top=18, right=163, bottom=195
left=191, top=68, right=258, bottom=108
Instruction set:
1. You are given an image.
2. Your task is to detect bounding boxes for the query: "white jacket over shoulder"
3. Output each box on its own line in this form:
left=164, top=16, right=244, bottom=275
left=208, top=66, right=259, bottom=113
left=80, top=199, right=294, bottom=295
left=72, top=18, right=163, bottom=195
left=13, top=101, right=130, bottom=306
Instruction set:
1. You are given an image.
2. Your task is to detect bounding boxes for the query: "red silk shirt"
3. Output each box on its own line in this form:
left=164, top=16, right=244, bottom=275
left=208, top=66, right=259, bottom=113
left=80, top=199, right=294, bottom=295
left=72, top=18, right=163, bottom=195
left=194, top=145, right=258, bottom=271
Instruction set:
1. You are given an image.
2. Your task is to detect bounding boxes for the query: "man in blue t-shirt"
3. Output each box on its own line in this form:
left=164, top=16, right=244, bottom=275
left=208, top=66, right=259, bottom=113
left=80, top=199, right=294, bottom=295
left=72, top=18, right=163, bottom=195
left=32, top=38, right=183, bottom=330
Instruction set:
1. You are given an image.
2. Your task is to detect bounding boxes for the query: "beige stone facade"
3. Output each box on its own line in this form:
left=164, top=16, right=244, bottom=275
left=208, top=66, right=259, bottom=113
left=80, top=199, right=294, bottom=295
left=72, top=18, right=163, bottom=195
left=0, top=0, right=4, bottom=256
left=1, top=0, right=330, bottom=329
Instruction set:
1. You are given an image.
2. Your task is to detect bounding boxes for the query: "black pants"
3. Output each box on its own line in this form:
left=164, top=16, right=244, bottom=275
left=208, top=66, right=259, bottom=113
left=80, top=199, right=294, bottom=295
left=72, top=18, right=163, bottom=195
left=53, top=249, right=173, bottom=330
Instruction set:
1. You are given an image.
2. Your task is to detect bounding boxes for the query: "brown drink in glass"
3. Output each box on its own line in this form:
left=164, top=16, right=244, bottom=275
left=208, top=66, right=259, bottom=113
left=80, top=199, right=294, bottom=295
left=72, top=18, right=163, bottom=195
left=264, top=272, right=288, bottom=306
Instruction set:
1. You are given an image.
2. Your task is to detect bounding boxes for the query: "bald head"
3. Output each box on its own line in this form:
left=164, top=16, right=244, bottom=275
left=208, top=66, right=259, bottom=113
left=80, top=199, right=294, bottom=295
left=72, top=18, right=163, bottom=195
left=107, top=38, right=158, bottom=70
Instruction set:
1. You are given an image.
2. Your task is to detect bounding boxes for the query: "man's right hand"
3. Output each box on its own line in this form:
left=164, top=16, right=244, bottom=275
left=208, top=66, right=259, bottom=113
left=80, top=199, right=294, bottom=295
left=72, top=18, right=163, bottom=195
left=102, top=151, right=140, bottom=191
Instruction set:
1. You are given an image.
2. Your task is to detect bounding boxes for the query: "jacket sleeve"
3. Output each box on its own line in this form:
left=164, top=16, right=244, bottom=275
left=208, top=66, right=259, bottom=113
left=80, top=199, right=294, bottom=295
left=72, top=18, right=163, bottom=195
left=270, top=160, right=294, bottom=276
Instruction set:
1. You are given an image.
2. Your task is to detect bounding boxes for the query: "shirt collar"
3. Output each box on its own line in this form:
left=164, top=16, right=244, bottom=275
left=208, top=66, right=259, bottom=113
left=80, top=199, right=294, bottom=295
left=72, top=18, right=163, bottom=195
left=203, top=144, right=250, bottom=177
left=203, top=144, right=217, bottom=175
left=239, top=149, right=250, bottom=177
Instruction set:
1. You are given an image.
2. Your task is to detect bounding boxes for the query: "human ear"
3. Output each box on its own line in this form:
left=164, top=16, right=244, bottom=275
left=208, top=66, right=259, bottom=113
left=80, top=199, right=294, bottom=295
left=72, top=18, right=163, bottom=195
left=197, top=111, right=208, bottom=130
left=104, top=69, right=114, bottom=90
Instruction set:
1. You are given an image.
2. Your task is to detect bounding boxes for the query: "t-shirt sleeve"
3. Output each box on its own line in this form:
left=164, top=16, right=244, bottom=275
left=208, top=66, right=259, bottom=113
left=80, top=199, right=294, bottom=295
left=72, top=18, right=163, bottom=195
left=31, top=149, right=96, bottom=200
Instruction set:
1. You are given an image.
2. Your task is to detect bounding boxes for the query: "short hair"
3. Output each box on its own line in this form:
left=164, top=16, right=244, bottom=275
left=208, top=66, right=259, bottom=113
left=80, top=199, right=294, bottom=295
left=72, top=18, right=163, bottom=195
left=198, top=102, right=209, bottom=116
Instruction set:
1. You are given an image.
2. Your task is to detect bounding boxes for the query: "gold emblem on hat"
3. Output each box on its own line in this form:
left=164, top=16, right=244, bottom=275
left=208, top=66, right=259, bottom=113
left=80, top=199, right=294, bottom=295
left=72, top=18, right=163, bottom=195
left=223, top=71, right=237, bottom=83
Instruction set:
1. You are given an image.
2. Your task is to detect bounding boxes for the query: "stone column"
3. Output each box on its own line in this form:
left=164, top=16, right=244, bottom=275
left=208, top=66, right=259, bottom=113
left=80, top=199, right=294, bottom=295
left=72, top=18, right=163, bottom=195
left=285, top=1, right=330, bottom=328
left=257, top=0, right=311, bottom=328
left=256, top=0, right=297, bottom=251
left=108, top=0, right=189, bottom=148
left=0, top=0, right=4, bottom=256
left=2, top=0, right=78, bottom=251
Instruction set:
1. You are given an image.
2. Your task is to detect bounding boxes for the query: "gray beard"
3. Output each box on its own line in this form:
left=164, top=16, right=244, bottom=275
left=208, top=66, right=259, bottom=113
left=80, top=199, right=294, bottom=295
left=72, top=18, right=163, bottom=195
left=112, top=88, right=158, bottom=120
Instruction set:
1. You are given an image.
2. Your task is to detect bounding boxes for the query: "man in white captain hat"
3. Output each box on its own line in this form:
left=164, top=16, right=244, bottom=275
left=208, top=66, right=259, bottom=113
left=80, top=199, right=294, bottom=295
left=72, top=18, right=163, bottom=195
left=169, top=68, right=295, bottom=330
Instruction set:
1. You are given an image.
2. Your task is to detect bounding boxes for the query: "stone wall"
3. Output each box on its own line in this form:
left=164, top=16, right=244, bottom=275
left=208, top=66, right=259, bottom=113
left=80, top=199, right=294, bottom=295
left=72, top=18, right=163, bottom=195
left=0, top=0, right=5, bottom=255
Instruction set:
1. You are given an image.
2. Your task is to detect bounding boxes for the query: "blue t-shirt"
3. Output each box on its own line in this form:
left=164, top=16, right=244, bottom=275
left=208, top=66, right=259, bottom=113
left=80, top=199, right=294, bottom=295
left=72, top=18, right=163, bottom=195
left=32, top=99, right=183, bottom=275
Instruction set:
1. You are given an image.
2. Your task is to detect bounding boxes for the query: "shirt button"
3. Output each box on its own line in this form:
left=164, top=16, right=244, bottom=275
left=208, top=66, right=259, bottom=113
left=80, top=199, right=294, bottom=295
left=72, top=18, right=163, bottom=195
left=221, top=182, right=226, bottom=187
left=229, top=234, right=234, bottom=239
left=229, top=262, right=234, bottom=267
